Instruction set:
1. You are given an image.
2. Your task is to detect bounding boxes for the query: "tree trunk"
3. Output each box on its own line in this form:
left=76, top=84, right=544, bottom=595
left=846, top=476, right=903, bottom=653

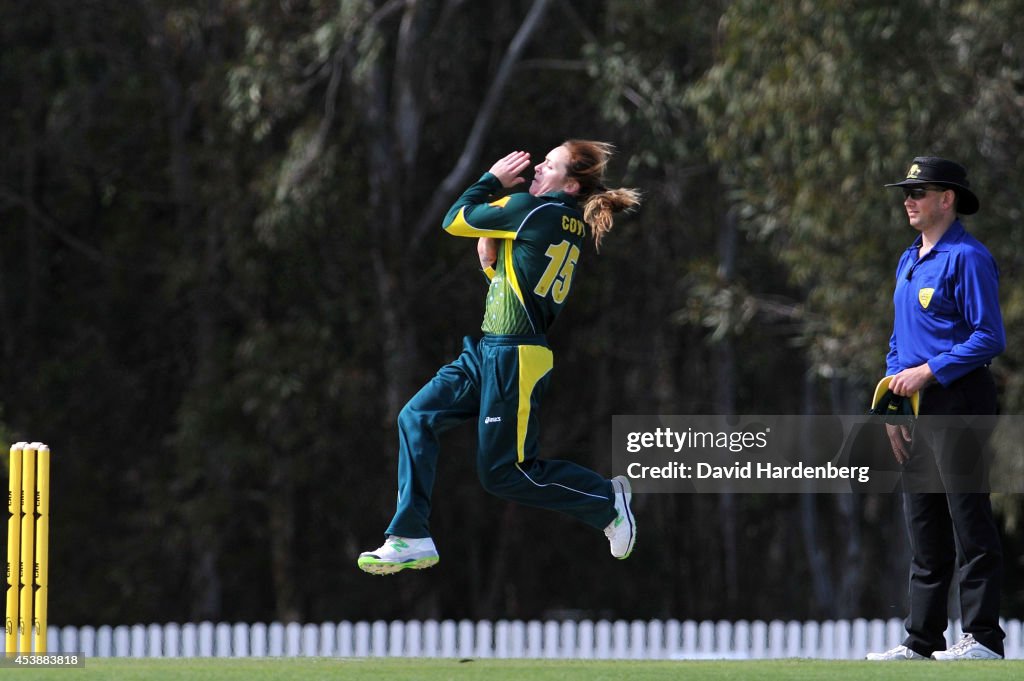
left=268, top=444, right=301, bottom=622
left=360, top=0, right=556, bottom=421
left=715, top=207, right=739, bottom=609
left=144, top=0, right=226, bottom=620
left=798, top=373, right=834, bottom=616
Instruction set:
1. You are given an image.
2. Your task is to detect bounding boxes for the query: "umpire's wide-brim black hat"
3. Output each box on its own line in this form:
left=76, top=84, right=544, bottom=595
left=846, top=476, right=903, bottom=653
left=885, top=156, right=979, bottom=215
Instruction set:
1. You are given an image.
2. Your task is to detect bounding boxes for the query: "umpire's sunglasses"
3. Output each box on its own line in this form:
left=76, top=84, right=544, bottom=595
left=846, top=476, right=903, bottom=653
left=902, top=186, right=946, bottom=200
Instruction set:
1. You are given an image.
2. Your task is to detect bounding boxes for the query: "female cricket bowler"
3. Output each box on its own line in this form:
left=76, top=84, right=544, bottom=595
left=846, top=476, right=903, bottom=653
left=358, top=141, right=642, bottom=574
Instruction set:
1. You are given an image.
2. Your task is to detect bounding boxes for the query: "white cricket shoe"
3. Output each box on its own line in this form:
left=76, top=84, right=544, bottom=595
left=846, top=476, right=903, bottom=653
left=357, top=535, right=439, bottom=575
left=931, top=634, right=1002, bottom=660
left=865, top=644, right=927, bottom=660
left=604, top=476, right=636, bottom=559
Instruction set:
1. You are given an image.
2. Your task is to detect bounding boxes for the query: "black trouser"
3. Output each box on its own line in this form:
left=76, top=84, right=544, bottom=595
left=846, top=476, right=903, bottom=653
left=901, top=367, right=1004, bottom=656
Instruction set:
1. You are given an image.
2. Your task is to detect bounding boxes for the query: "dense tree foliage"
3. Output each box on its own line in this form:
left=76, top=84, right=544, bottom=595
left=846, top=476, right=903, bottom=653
left=2, top=0, right=1021, bottom=626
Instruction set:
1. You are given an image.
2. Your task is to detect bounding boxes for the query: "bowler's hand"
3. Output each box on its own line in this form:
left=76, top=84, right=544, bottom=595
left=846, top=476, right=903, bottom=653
left=478, top=237, right=498, bottom=270
left=885, top=423, right=913, bottom=464
left=489, top=151, right=531, bottom=188
left=889, top=363, right=934, bottom=396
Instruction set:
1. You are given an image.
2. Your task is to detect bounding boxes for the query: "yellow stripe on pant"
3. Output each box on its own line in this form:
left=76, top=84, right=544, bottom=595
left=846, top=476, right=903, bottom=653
left=516, top=345, right=553, bottom=463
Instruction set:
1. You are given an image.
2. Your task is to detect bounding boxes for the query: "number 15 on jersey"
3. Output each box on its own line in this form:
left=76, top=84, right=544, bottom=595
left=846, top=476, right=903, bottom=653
left=533, top=240, right=580, bottom=304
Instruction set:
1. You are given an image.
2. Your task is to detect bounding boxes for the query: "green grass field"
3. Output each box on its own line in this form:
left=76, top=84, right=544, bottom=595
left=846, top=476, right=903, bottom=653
left=6, top=657, right=1022, bottom=680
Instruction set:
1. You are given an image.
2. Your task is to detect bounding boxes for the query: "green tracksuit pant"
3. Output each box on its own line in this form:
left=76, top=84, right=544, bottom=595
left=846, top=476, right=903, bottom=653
left=385, top=334, right=616, bottom=539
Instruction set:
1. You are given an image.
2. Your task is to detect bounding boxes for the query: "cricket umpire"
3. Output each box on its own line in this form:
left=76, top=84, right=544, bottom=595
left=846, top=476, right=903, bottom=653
left=867, top=157, right=1006, bottom=661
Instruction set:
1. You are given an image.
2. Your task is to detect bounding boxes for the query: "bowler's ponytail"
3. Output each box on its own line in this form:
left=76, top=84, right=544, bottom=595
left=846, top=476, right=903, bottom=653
left=562, top=140, right=641, bottom=251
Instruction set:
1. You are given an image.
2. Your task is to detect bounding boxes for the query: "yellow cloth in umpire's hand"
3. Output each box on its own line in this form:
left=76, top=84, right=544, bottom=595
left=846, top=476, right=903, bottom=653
left=869, top=375, right=920, bottom=418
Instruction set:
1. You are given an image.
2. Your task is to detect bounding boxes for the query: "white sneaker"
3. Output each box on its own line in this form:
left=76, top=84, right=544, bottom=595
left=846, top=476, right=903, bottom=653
left=931, top=634, right=1002, bottom=660
left=357, top=535, right=439, bottom=575
left=604, top=476, right=636, bottom=559
left=865, top=645, right=927, bottom=660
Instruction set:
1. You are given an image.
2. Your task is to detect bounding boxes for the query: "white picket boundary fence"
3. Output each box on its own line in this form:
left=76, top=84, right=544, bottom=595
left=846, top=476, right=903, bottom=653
left=42, top=618, right=1022, bottom=659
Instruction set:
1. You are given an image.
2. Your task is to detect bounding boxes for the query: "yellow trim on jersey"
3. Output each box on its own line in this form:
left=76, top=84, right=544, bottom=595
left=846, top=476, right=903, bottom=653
left=482, top=265, right=496, bottom=281
left=503, top=240, right=525, bottom=305
left=443, top=206, right=519, bottom=239
left=516, top=345, right=554, bottom=462
left=488, top=196, right=512, bottom=208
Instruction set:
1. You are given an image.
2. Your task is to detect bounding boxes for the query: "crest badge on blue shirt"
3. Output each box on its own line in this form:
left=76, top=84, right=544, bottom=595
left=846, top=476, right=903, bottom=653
left=918, top=288, right=934, bottom=309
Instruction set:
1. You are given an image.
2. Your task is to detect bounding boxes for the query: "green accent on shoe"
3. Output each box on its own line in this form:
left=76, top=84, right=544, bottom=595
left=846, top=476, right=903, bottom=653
left=357, top=555, right=439, bottom=575
left=389, top=538, right=410, bottom=551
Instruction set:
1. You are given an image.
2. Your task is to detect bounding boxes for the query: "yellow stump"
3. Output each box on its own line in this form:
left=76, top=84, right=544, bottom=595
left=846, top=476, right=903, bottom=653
left=5, top=443, right=24, bottom=655
left=18, top=444, right=36, bottom=654
left=33, top=444, right=49, bottom=654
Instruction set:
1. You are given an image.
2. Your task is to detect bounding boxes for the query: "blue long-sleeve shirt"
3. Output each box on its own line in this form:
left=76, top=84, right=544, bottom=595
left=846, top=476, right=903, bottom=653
left=886, top=220, right=1006, bottom=386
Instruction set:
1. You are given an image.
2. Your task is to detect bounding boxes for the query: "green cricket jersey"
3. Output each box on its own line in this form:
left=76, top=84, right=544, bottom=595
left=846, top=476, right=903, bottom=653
left=442, top=172, right=588, bottom=335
